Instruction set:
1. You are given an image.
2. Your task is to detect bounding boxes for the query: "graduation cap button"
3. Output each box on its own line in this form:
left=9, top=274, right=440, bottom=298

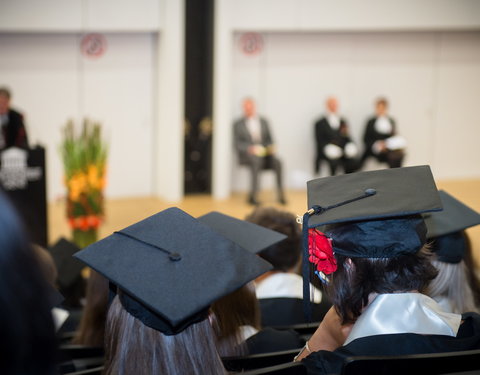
left=169, top=253, right=182, bottom=261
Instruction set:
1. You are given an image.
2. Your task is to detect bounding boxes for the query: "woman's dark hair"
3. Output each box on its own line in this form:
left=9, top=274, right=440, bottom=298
left=104, top=296, right=225, bottom=375
left=0, top=193, right=56, bottom=375
left=462, top=233, right=480, bottom=309
left=72, top=270, right=109, bottom=347
left=328, top=246, right=438, bottom=325
left=211, top=282, right=261, bottom=357
left=245, top=207, right=301, bottom=272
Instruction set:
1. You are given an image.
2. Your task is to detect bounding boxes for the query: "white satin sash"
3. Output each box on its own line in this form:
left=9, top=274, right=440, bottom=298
left=344, top=293, right=461, bottom=345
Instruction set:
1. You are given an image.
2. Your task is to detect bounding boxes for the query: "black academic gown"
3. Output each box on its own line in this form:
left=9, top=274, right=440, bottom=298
left=314, top=117, right=357, bottom=175
left=246, top=327, right=306, bottom=355
left=302, top=312, right=480, bottom=375
left=361, top=116, right=405, bottom=168
left=1, top=109, right=29, bottom=150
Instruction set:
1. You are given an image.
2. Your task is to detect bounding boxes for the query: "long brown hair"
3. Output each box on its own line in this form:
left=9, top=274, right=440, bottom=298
left=104, top=296, right=225, bottom=375
left=329, top=246, right=438, bottom=324
left=72, top=270, right=109, bottom=347
left=211, top=282, right=261, bottom=357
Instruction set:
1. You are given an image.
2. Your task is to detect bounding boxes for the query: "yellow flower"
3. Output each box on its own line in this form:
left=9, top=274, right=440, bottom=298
left=88, top=165, right=99, bottom=188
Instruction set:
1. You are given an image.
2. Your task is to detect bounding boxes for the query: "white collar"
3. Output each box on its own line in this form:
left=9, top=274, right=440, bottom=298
left=239, top=325, right=259, bottom=341
left=255, top=272, right=323, bottom=303
left=327, top=113, right=340, bottom=130
left=344, top=293, right=462, bottom=345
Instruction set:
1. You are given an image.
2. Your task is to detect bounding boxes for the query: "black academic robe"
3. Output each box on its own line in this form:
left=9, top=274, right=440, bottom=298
left=260, top=298, right=332, bottom=327
left=361, top=116, right=396, bottom=161
left=1, top=109, right=29, bottom=150
left=302, top=312, right=480, bottom=375
left=246, top=327, right=306, bottom=355
left=314, top=117, right=357, bottom=175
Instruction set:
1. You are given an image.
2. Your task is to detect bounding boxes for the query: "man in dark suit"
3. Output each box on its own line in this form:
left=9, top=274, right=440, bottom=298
left=0, top=87, right=29, bottom=150
left=314, top=97, right=359, bottom=176
left=233, top=98, right=286, bottom=205
left=361, top=97, right=405, bottom=168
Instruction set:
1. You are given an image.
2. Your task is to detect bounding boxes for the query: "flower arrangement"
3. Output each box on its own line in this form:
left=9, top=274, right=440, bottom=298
left=61, top=119, right=108, bottom=248
left=308, top=228, right=337, bottom=282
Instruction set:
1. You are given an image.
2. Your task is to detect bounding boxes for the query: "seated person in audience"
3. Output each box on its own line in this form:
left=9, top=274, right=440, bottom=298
left=72, top=270, right=109, bottom=347
left=48, top=238, right=87, bottom=332
left=233, top=97, right=286, bottom=205
left=0, top=87, right=29, bottom=150
left=294, top=167, right=480, bottom=375
left=74, top=207, right=274, bottom=375
left=0, top=192, right=56, bottom=375
left=32, top=244, right=71, bottom=331
left=245, top=207, right=331, bottom=326
left=425, top=190, right=480, bottom=314
left=314, top=96, right=359, bottom=176
left=212, top=281, right=304, bottom=357
left=361, top=97, right=405, bottom=168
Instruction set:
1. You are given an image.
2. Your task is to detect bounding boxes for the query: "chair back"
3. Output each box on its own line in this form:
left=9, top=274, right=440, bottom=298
left=62, top=366, right=104, bottom=375
left=223, top=349, right=299, bottom=372
left=240, top=362, right=307, bottom=375
left=342, top=349, right=480, bottom=375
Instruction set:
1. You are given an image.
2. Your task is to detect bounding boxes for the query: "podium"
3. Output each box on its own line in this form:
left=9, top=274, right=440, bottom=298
left=0, top=146, right=48, bottom=247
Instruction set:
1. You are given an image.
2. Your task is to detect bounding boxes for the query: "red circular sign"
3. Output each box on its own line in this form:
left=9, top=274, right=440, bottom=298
left=81, top=33, right=107, bottom=59
left=239, top=33, right=264, bottom=56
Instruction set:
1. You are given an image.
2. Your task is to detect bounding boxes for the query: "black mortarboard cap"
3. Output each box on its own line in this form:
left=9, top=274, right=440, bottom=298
left=301, top=166, right=442, bottom=319
left=198, top=211, right=287, bottom=254
left=48, top=237, right=84, bottom=290
left=74, top=207, right=272, bottom=335
left=425, top=190, right=480, bottom=239
left=424, top=190, right=480, bottom=263
left=305, top=165, right=442, bottom=258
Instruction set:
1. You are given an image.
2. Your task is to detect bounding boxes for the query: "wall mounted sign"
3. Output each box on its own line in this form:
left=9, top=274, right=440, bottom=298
left=81, top=33, right=107, bottom=59
left=239, top=32, right=264, bottom=56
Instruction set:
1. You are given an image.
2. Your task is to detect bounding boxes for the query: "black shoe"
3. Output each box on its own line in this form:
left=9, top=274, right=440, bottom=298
left=248, top=197, right=260, bottom=206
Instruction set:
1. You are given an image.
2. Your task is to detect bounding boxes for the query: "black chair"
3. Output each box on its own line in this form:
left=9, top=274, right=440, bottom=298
left=58, top=344, right=105, bottom=362
left=63, top=366, right=104, bottom=375
left=223, top=349, right=299, bottom=372
left=271, top=322, right=320, bottom=342
left=342, top=349, right=480, bottom=375
left=58, top=331, right=77, bottom=344
left=58, top=357, right=104, bottom=374
left=237, top=362, right=307, bottom=375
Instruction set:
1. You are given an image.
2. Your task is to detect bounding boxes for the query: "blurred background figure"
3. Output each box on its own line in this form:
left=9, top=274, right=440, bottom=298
left=233, top=98, right=286, bottom=205
left=72, top=270, right=109, bottom=347
left=0, top=192, right=56, bottom=375
left=246, top=206, right=331, bottom=326
left=425, top=190, right=480, bottom=314
left=314, top=96, right=359, bottom=176
left=361, top=97, right=406, bottom=168
left=0, top=87, right=28, bottom=150
left=212, top=281, right=305, bottom=357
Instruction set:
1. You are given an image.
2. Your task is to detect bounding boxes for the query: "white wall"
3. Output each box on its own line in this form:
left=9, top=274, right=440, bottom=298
left=213, top=0, right=480, bottom=198
left=0, top=33, right=156, bottom=201
left=0, top=0, right=162, bottom=32
left=230, top=31, right=480, bottom=193
left=0, top=0, right=185, bottom=202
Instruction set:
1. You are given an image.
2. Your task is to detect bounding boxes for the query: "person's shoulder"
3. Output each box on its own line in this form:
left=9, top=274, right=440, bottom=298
left=315, top=116, right=328, bottom=125
left=233, top=117, right=246, bottom=126
left=8, top=108, right=24, bottom=121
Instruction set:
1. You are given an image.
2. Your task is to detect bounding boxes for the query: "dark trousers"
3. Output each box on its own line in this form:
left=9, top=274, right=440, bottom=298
left=361, top=149, right=405, bottom=169
left=315, top=154, right=359, bottom=175
left=244, top=155, right=284, bottom=201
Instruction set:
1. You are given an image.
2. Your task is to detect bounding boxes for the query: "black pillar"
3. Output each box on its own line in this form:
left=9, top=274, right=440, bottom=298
left=184, top=0, right=214, bottom=194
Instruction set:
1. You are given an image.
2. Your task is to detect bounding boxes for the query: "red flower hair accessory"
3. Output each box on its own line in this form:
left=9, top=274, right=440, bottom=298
left=308, top=228, right=337, bottom=276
